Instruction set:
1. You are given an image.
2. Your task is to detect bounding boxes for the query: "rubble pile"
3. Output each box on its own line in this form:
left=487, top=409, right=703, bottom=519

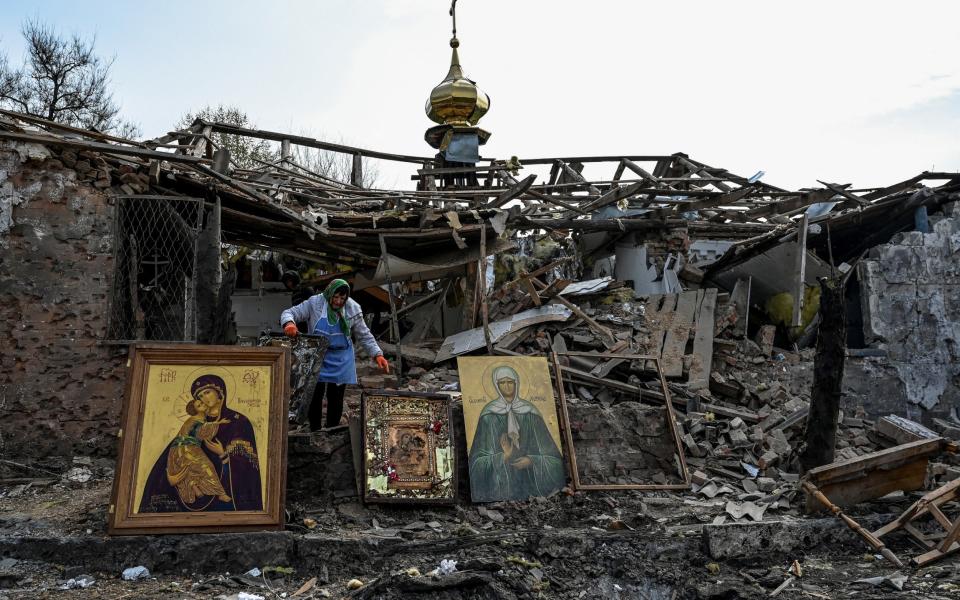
left=3, top=108, right=960, bottom=596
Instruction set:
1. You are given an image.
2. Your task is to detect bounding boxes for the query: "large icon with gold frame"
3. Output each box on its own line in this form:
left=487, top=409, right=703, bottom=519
left=108, top=344, right=290, bottom=534
left=457, top=356, right=567, bottom=503
left=361, top=390, right=456, bottom=504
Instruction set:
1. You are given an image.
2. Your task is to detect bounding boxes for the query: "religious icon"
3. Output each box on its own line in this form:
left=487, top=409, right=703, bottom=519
left=109, top=344, right=290, bottom=534
left=138, top=373, right=262, bottom=513
left=362, top=390, right=456, bottom=504
left=457, top=357, right=567, bottom=503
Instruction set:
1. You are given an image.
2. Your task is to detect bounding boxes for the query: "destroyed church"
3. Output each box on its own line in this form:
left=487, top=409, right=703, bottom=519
left=2, top=7, right=960, bottom=599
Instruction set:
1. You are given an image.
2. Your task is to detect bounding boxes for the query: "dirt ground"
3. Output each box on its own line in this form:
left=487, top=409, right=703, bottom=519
left=2, top=475, right=960, bottom=599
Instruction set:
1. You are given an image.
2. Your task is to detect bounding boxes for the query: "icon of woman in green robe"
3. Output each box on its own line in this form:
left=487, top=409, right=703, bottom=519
left=468, top=365, right=566, bottom=502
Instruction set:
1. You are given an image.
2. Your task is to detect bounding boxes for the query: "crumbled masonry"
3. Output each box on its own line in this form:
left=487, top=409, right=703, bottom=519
left=2, top=108, right=960, bottom=597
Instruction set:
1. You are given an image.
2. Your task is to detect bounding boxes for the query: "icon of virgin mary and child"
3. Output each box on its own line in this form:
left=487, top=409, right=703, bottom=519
left=139, top=374, right=263, bottom=513
left=468, top=365, right=566, bottom=502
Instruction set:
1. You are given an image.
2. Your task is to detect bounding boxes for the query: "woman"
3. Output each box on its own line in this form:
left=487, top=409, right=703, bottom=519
left=280, top=279, right=389, bottom=431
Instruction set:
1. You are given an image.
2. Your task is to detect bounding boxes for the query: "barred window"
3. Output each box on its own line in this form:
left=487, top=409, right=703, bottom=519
left=105, top=196, right=203, bottom=342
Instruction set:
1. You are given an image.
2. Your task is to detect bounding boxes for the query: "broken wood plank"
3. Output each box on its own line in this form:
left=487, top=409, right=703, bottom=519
left=804, top=438, right=946, bottom=511
left=875, top=415, right=940, bottom=446
left=531, top=277, right=615, bottom=343
left=701, top=402, right=760, bottom=424
left=791, top=214, right=809, bottom=327
left=802, top=480, right=903, bottom=567
left=378, top=342, right=435, bottom=367
left=644, top=294, right=677, bottom=364
left=688, top=288, right=717, bottom=389
left=519, top=274, right=542, bottom=307
left=805, top=438, right=945, bottom=485
left=488, top=173, right=537, bottom=208
left=730, top=277, right=751, bottom=339
left=660, top=290, right=699, bottom=377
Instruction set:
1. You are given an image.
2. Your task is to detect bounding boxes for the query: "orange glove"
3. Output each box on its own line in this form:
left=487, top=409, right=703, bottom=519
left=283, top=322, right=298, bottom=338
left=375, top=355, right=390, bottom=374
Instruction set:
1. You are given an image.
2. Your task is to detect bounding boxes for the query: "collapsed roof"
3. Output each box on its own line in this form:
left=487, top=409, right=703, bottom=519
left=1, top=107, right=958, bottom=283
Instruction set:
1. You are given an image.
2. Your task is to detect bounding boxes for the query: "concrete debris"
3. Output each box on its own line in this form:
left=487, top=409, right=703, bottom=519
left=854, top=573, right=908, bottom=591
left=60, top=574, right=95, bottom=589
left=121, top=565, right=151, bottom=580
left=724, top=500, right=768, bottom=522
left=2, top=105, right=960, bottom=597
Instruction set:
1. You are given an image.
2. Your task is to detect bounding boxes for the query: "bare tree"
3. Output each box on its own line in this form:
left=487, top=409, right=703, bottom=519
left=289, top=135, right=380, bottom=188
left=177, top=104, right=278, bottom=170
left=0, top=20, right=139, bottom=137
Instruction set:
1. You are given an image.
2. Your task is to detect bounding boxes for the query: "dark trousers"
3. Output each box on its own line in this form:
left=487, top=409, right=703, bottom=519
left=309, top=382, right=346, bottom=431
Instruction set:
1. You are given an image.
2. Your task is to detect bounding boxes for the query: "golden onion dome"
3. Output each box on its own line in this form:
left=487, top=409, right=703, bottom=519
left=425, top=37, right=490, bottom=127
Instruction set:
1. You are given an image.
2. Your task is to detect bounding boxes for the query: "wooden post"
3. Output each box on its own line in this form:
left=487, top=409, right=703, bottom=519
left=479, top=224, right=493, bottom=354
left=351, top=153, right=363, bottom=188
left=196, top=125, right=213, bottom=159
left=279, top=139, right=291, bottom=203
left=792, top=214, right=809, bottom=327
left=799, top=277, right=846, bottom=472
left=461, top=262, right=478, bottom=330
left=378, top=235, right=402, bottom=381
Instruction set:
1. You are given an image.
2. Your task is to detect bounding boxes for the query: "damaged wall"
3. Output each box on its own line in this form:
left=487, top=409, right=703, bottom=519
left=566, top=402, right=681, bottom=486
left=844, top=200, right=960, bottom=421
left=0, top=142, right=126, bottom=460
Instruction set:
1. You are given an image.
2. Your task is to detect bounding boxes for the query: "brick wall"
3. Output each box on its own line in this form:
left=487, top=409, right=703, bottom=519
left=566, top=402, right=683, bottom=486
left=0, top=142, right=127, bottom=461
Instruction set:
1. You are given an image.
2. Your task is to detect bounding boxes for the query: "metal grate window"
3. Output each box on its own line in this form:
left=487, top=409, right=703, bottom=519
left=105, top=196, right=203, bottom=343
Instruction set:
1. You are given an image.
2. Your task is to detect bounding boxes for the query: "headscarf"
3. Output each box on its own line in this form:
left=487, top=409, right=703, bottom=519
left=323, top=278, right=351, bottom=337
left=493, top=366, right=522, bottom=448
left=191, top=374, right=226, bottom=402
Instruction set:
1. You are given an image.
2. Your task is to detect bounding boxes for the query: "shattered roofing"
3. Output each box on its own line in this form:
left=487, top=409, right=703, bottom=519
left=1, top=107, right=958, bottom=269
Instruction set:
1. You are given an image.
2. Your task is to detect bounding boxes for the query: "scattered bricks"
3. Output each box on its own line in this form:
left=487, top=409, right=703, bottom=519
left=747, top=425, right=765, bottom=444
left=760, top=410, right=783, bottom=431
left=683, top=433, right=704, bottom=458
left=765, top=430, right=792, bottom=456
left=932, top=418, right=960, bottom=440
left=742, top=479, right=758, bottom=494
left=758, top=450, right=779, bottom=470
left=359, top=374, right=399, bottom=389
left=729, top=417, right=745, bottom=430
left=742, top=339, right=763, bottom=357
left=691, top=470, right=709, bottom=486
left=757, top=384, right=786, bottom=404
left=836, top=447, right=860, bottom=461
left=754, top=325, right=776, bottom=356
left=728, top=429, right=751, bottom=448
left=756, top=477, right=777, bottom=492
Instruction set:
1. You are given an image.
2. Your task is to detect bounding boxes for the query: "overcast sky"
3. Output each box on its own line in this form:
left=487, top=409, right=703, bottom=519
left=1, top=1, right=958, bottom=190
